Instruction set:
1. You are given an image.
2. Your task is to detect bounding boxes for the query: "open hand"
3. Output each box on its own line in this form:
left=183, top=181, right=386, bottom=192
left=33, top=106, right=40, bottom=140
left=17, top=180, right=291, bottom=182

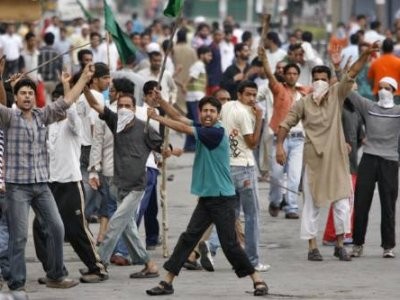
left=0, top=55, right=6, bottom=76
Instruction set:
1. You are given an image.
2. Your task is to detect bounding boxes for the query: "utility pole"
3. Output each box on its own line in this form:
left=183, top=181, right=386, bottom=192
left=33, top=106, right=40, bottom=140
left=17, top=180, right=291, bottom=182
left=375, top=0, right=386, bottom=27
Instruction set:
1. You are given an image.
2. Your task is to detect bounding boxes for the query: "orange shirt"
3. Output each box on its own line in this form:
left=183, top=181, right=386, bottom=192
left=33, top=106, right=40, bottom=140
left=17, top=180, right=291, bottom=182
left=269, top=81, right=312, bottom=133
left=367, top=54, right=400, bottom=95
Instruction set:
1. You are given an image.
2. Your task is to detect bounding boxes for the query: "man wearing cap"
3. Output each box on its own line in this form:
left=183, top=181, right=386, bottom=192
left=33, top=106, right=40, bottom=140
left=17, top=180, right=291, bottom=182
left=348, top=76, right=400, bottom=259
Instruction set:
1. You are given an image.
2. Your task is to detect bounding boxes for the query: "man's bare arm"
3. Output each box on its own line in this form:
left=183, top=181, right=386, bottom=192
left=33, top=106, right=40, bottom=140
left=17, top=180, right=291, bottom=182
left=243, top=105, right=263, bottom=149
left=64, top=63, right=94, bottom=106
left=0, top=56, right=6, bottom=106
left=275, top=126, right=289, bottom=165
left=148, top=107, right=193, bottom=135
left=83, top=86, right=104, bottom=114
left=154, top=90, right=191, bottom=125
left=347, top=42, right=379, bottom=79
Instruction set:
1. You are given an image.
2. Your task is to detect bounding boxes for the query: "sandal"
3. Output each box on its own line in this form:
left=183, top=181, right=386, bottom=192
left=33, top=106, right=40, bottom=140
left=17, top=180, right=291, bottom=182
left=253, top=281, right=268, bottom=296
left=146, top=280, right=174, bottom=296
left=130, top=268, right=159, bottom=279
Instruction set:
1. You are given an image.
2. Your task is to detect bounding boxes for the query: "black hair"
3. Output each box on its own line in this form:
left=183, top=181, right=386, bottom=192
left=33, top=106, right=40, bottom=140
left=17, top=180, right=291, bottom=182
left=237, top=80, right=258, bottom=94
left=198, top=96, right=221, bottom=113
left=382, top=38, right=394, bottom=53
left=44, top=32, right=55, bottom=45
left=118, top=93, right=136, bottom=106
left=77, top=49, right=93, bottom=63
left=301, top=31, right=313, bottom=43
left=283, top=63, right=300, bottom=75
left=250, top=57, right=263, bottom=67
left=90, top=32, right=101, bottom=40
left=242, top=31, right=252, bottom=43
left=125, top=54, right=137, bottom=65
left=357, top=14, right=366, bottom=21
left=176, top=28, right=187, bottom=43
left=350, top=34, right=359, bottom=45
left=197, top=45, right=211, bottom=58
left=370, top=21, right=381, bottom=30
left=196, top=23, right=210, bottom=34
left=148, top=51, right=162, bottom=60
left=288, top=43, right=303, bottom=52
left=93, top=62, right=110, bottom=78
left=311, top=65, right=332, bottom=80
left=52, top=82, right=64, bottom=100
left=162, top=39, right=172, bottom=53
left=267, top=32, right=281, bottom=47
left=25, top=31, right=35, bottom=42
left=13, top=78, right=37, bottom=95
left=234, top=43, right=247, bottom=57
left=143, top=80, right=160, bottom=95
left=113, top=78, right=135, bottom=93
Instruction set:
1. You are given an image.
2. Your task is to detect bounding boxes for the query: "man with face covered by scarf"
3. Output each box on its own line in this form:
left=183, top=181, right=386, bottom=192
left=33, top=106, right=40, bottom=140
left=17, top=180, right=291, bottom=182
left=83, top=84, right=164, bottom=279
left=276, top=42, right=379, bottom=262
left=347, top=76, right=400, bottom=259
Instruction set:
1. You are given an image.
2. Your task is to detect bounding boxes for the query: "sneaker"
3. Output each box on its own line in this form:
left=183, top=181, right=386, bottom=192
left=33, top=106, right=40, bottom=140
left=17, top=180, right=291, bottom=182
left=334, top=246, right=352, bottom=261
left=285, top=212, right=299, bottom=219
left=46, top=278, right=79, bottom=289
left=308, top=248, right=323, bottom=261
left=38, top=277, right=48, bottom=284
left=254, top=263, right=271, bottom=272
left=383, top=248, right=395, bottom=258
left=350, top=245, right=363, bottom=258
left=268, top=203, right=279, bottom=217
left=198, top=241, right=215, bottom=272
left=80, top=273, right=109, bottom=283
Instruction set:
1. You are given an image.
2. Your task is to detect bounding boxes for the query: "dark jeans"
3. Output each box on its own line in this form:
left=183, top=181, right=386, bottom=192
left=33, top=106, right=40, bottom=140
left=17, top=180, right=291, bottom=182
left=184, top=101, right=199, bottom=151
left=136, top=167, right=160, bottom=246
left=81, top=146, right=101, bottom=218
left=353, top=154, right=398, bottom=249
left=164, top=195, right=255, bottom=277
left=33, top=181, right=106, bottom=275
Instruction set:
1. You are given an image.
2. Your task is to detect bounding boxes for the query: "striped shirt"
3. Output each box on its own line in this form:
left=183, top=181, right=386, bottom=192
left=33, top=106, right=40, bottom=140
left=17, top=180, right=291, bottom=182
left=0, top=99, right=69, bottom=184
left=38, top=45, right=62, bottom=81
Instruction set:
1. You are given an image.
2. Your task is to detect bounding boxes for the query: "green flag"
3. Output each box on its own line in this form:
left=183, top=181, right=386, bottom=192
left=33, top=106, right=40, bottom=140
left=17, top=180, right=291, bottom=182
left=103, top=0, right=136, bottom=65
left=76, top=0, right=94, bottom=21
left=163, top=0, right=184, bottom=18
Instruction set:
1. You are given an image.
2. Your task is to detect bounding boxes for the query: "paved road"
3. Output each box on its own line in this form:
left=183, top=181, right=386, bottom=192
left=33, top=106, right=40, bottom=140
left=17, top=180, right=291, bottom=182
left=1, top=133, right=400, bottom=299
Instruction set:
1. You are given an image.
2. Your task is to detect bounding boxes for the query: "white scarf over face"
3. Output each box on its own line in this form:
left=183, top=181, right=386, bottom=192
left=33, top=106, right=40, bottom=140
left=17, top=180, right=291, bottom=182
left=312, top=80, right=330, bottom=105
left=116, top=108, right=135, bottom=133
left=377, top=89, right=394, bottom=108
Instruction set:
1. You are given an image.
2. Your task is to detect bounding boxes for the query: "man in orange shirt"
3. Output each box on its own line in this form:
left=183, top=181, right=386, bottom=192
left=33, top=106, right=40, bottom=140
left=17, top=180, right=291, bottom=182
left=258, top=47, right=311, bottom=219
left=367, top=38, right=400, bottom=104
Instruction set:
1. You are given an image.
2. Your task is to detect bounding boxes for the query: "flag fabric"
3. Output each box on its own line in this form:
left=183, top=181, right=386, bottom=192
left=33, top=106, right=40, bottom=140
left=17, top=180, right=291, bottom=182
left=103, top=0, right=136, bottom=65
left=76, top=0, right=94, bottom=21
left=163, top=0, right=184, bottom=18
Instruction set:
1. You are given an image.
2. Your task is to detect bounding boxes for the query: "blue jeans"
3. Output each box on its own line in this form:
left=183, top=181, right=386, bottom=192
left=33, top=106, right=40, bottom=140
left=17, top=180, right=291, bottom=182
left=230, top=165, right=260, bottom=266
left=6, top=183, right=65, bottom=290
left=184, top=101, right=199, bottom=151
left=0, top=192, right=9, bottom=280
left=268, top=135, right=304, bottom=213
left=136, top=167, right=160, bottom=246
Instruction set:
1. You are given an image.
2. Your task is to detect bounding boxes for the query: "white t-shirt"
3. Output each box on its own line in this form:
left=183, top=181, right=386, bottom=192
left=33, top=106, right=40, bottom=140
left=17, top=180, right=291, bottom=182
left=98, top=42, right=120, bottom=72
left=76, top=90, right=103, bottom=146
left=135, top=104, right=160, bottom=169
left=0, top=34, right=23, bottom=61
left=220, top=40, right=235, bottom=72
left=186, top=60, right=206, bottom=102
left=221, top=100, right=255, bottom=166
left=266, top=48, right=287, bottom=73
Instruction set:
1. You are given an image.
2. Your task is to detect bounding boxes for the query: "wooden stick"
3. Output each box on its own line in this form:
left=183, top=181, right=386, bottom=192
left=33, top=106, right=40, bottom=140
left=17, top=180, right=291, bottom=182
left=154, top=14, right=183, bottom=258
left=6, top=40, right=99, bottom=82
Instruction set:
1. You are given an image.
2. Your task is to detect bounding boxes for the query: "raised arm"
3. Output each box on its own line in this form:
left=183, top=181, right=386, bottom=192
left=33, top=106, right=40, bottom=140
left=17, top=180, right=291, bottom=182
left=0, top=56, right=6, bottom=106
left=83, top=86, right=104, bottom=114
left=347, top=42, right=379, bottom=79
left=154, top=89, right=191, bottom=125
left=147, top=107, right=193, bottom=135
left=64, top=63, right=94, bottom=106
left=258, top=46, right=278, bottom=86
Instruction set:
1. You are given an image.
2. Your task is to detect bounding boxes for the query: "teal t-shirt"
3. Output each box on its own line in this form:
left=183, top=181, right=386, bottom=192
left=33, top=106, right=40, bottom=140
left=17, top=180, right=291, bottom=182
left=191, top=122, right=235, bottom=197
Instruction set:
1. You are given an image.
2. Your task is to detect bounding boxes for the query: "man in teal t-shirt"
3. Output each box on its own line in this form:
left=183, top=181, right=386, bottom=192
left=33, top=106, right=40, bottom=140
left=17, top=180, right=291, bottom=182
left=145, top=94, right=268, bottom=297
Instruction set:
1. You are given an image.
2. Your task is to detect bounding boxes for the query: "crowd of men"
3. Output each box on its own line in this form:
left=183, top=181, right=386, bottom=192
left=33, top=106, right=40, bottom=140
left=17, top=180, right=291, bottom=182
left=0, top=10, right=399, bottom=297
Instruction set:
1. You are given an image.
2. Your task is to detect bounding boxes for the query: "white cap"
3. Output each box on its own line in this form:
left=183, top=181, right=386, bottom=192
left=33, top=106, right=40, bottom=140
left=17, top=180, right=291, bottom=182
left=194, top=16, right=206, bottom=24
left=379, top=76, right=398, bottom=92
left=146, top=42, right=161, bottom=53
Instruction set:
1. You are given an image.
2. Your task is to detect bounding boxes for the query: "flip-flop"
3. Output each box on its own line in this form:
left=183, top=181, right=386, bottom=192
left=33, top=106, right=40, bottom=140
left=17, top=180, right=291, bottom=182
left=129, top=270, right=160, bottom=279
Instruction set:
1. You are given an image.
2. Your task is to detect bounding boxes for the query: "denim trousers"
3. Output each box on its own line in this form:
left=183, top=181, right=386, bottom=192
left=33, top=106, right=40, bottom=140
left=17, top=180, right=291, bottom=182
left=268, top=135, right=304, bottom=213
left=230, top=165, right=260, bottom=266
left=81, top=146, right=101, bottom=218
left=164, top=196, right=255, bottom=277
left=136, top=167, right=160, bottom=246
left=6, top=183, right=65, bottom=290
left=98, top=188, right=150, bottom=264
left=184, top=101, right=199, bottom=151
left=0, top=192, right=9, bottom=280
